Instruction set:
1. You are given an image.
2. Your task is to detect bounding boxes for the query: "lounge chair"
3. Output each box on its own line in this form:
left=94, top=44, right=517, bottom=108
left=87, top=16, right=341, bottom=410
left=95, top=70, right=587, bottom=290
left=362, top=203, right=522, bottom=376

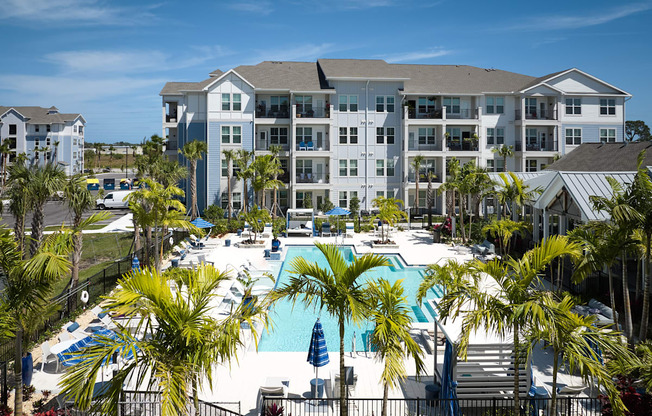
left=230, top=280, right=272, bottom=297
left=574, top=298, right=618, bottom=326
left=472, top=240, right=495, bottom=256
left=306, top=141, right=314, bottom=150
left=197, top=254, right=214, bottom=266
left=262, top=223, right=273, bottom=238
left=62, top=321, right=90, bottom=340
left=345, top=222, right=355, bottom=238
left=41, top=342, right=57, bottom=371
left=299, top=141, right=307, bottom=151
left=321, top=222, right=332, bottom=237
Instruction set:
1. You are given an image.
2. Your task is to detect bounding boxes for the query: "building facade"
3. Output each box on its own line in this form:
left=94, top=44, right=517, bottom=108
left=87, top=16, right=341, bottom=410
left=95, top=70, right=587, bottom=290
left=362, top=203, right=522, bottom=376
left=160, top=59, right=630, bottom=215
left=0, top=106, right=86, bottom=175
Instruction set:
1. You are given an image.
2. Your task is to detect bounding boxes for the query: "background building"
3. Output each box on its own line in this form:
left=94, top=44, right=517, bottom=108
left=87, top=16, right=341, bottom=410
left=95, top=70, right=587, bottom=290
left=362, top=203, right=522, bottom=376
left=160, top=59, right=630, bottom=215
left=0, top=106, right=86, bottom=175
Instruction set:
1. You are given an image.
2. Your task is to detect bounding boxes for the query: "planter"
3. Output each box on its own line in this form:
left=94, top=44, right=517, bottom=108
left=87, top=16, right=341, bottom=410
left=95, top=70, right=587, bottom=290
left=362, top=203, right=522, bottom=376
left=237, top=241, right=266, bottom=248
left=371, top=242, right=399, bottom=249
left=22, top=352, right=33, bottom=386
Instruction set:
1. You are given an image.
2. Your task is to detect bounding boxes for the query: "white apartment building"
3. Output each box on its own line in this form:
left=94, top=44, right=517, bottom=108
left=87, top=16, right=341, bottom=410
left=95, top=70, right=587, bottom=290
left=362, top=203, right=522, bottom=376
left=0, top=106, right=86, bottom=175
left=160, top=59, right=630, bottom=215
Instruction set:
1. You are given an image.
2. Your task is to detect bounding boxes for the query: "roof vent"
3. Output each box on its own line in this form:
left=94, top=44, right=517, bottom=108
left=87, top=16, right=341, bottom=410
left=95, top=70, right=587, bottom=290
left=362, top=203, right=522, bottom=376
left=271, top=61, right=283, bottom=64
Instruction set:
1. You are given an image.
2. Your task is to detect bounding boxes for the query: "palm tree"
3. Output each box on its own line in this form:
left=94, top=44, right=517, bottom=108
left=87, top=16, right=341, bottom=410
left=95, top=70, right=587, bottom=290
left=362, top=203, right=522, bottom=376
left=371, top=196, right=408, bottom=243
left=60, top=264, right=271, bottom=416
left=180, top=140, right=208, bottom=220
left=93, top=143, right=104, bottom=168
left=222, top=149, right=237, bottom=220
left=127, top=191, right=149, bottom=265
left=252, top=154, right=283, bottom=209
left=108, top=144, right=115, bottom=161
left=274, top=243, right=389, bottom=416
left=52, top=140, right=60, bottom=164
left=235, top=149, right=254, bottom=213
left=494, top=172, right=540, bottom=220
left=439, top=157, right=460, bottom=223
left=0, top=139, right=11, bottom=189
left=0, top=228, right=73, bottom=416
left=426, top=172, right=434, bottom=227
left=6, top=161, right=30, bottom=255
left=368, top=279, right=425, bottom=416
left=418, top=236, right=582, bottom=414
left=491, top=145, right=514, bottom=172
left=64, top=174, right=112, bottom=311
left=155, top=159, right=187, bottom=188
left=241, top=205, right=272, bottom=243
left=410, top=154, right=425, bottom=216
left=482, top=219, right=530, bottom=256
left=28, top=164, right=66, bottom=256
left=531, top=294, right=632, bottom=416
left=269, top=145, right=284, bottom=219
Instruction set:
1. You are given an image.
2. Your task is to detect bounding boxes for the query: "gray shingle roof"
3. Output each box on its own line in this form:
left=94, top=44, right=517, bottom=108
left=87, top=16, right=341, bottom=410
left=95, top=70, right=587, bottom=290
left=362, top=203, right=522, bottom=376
left=519, top=69, right=571, bottom=91
left=545, top=142, right=652, bottom=172
left=0, top=106, right=82, bottom=124
left=159, top=78, right=214, bottom=95
left=233, top=61, right=330, bottom=91
left=317, top=59, right=403, bottom=79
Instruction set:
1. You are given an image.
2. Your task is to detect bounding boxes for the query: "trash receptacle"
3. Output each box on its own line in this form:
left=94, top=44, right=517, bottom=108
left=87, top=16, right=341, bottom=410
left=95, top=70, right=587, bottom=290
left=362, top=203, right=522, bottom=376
left=171, top=259, right=179, bottom=268
left=225, top=239, right=231, bottom=247
left=433, top=230, right=441, bottom=244
left=264, top=249, right=271, bottom=258
left=237, top=229, right=242, bottom=237
left=425, top=383, right=441, bottom=406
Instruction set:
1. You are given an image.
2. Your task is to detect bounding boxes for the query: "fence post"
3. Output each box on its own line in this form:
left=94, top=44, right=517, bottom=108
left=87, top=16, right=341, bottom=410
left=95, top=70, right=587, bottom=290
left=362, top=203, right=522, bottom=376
left=1, top=361, right=6, bottom=406
left=492, top=397, right=496, bottom=416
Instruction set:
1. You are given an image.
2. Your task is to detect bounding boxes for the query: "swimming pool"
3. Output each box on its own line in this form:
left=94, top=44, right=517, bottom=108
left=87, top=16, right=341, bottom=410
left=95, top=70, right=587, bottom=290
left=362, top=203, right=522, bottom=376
left=258, top=245, right=438, bottom=352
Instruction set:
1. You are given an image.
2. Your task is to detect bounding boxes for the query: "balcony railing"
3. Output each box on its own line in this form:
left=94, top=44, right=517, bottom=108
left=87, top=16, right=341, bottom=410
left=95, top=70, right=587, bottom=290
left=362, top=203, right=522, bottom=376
left=165, top=114, right=177, bottom=123
left=446, top=140, right=478, bottom=151
left=447, top=108, right=478, bottom=119
left=256, top=140, right=289, bottom=151
left=409, top=108, right=443, bottom=119
left=515, top=109, right=558, bottom=121
left=408, top=172, right=442, bottom=183
left=295, top=106, right=330, bottom=118
left=515, top=142, right=558, bottom=152
left=278, top=172, right=290, bottom=183
left=408, top=140, right=443, bottom=151
left=296, top=140, right=329, bottom=151
left=256, top=107, right=290, bottom=118
left=165, top=141, right=178, bottom=151
left=296, top=173, right=327, bottom=183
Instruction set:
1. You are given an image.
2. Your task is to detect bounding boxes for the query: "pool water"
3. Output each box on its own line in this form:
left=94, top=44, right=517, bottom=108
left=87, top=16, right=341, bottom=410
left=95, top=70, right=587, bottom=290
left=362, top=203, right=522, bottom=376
left=258, top=245, right=436, bottom=352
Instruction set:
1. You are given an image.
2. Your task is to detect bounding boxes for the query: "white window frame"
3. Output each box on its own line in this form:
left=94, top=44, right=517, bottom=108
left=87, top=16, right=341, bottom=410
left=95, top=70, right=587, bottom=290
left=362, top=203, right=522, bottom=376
left=387, top=159, right=395, bottom=177
left=486, top=159, right=495, bottom=172
left=339, top=160, right=348, bottom=177
left=222, top=93, right=231, bottom=111
left=526, top=160, right=537, bottom=172
left=418, top=97, right=436, bottom=114
left=339, top=127, right=358, bottom=144
left=600, top=98, right=616, bottom=116
left=296, top=127, right=312, bottom=143
left=565, top=98, right=582, bottom=115
left=418, top=127, right=435, bottom=145
left=376, top=95, right=395, bottom=112
left=376, top=159, right=385, bottom=176
left=565, top=128, right=582, bottom=145
left=443, top=97, right=460, bottom=114
left=349, top=160, right=358, bottom=176
left=270, top=127, right=288, bottom=145
left=295, top=95, right=313, bottom=114
left=339, top=95, right=358, bottom=112
left=600, top=128, right=616, bottom=143
left=496, top=128, right=504, bottom=145
left=221, top=125, right=242, bottom=144
left=339, top=191, right=348, bottom=208
left=487, top=128, right=495, bottom=145
left=486, top=96, right=504, bottom=114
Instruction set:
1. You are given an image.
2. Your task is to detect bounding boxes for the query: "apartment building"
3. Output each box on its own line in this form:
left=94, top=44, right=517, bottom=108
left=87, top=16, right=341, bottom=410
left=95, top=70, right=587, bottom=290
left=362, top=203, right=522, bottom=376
left=0, top=106, right=86, bottom=175
left=160, top=59, right=630, bottom=215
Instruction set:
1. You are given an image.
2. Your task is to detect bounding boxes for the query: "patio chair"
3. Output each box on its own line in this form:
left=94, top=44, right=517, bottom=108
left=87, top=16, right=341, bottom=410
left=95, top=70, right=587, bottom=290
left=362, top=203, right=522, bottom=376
left=262, top=223, right=273, bottom=238
left=230, top=280, right=272, bottom=297
left=321, top=222, right=332, bottom=237
left=40, top=342, right=57, bottom=371
left=299, top=141, right=307, bottom=150
left=58, top=332, right=71, bottom=342
left=306, top=141, right=315, bottom=150
left=345, top=222, right=355, bottom=238
left=63, top=321, right=90, bottom=340
left=197, top=254, right=214, bottom=266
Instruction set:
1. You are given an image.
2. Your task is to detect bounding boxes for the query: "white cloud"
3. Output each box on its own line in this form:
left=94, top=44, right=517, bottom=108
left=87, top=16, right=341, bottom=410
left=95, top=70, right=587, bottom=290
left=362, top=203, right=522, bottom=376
left=0, top=0, right=160, bottom=25
left=507, top=3, right=652, bottom=31
left=383, top=48, right=452, bottom=63
left=227, top=1, right=274, bottom=15
left=249, top=43, right=350, bottom=63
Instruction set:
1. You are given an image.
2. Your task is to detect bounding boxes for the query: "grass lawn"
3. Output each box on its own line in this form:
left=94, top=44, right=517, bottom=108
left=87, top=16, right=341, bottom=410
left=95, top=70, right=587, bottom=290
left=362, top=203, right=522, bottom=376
left=42, top=224, right=107, bottom=232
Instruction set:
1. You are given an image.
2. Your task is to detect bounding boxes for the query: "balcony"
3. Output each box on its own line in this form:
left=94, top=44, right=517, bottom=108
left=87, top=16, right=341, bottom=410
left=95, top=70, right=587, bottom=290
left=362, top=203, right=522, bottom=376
left=446, top=140, right=478, bottom=151
left=296, top=173, right=327, bottom=184
left=256, top=107, right=290, bottom=118
left=408, top=139, right=442, bottom=152
left=256, top=139, right=289, bottom=152
left=296, top=139, right=330, bottom=152
left=515, top=141, right=558, bottom=152
left=515, top=109, right=558, bottom=121
left=408, top=173, right=442, bottom=183
left=278, top=172, right=290, bottom=183
left=408, top=108, right=443, bottom=119
left=447, top=108, right=478, bottom=119
left=165, top=140, right=178, bottom=151
left=294, top=106, right=330, bottom=118
left=165, top=114, right=177, bottom=123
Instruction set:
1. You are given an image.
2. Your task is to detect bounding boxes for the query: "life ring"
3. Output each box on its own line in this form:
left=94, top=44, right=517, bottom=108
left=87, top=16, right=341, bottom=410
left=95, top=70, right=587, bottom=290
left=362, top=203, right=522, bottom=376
left=80, top=290, right=89, bottom=304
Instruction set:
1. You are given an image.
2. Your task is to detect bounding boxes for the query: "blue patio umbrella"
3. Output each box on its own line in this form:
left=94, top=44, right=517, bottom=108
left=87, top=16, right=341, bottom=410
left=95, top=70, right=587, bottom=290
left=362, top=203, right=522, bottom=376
left=131, top=255, right=140, bottom=272
left=325, top=207, right=351, bottom=236
left=307, top=318, right=330, bottom=382
left=190, top=217, right=214, bottom=228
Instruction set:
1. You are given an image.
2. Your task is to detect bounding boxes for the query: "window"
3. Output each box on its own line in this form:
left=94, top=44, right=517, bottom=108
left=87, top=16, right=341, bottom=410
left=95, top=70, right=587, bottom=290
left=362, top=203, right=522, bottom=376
left=446, top=127, right=461, bottom=148
left=526, top=128, right=538, bottom=147
left=73, top=125, right=77, bottom=133
left=376, top=191, right=385, bottom=199
left=376, top=160, right=385, bottom=176
left=222, top=94, right=230, bottom=111
left=221, top=93, right=242, bottom=111
left=270, top=96, right=289, bottom=113
left=47, top=138, right=52, bottom=146
left=233, top=94, right=242, bottom=111
left=387, top=159, right=395, bottom=176
left=46, top=125, right=51, bottom=132
left=376, top=127, right=395, bottom=144
left=279, top=190, right=288, bottom=207
left=339, top=160, right=348, bottom=176
left=565, top=98, right=581, bottom=115
left=486, top=97, right=504, bottom=114
left=600, top=98, right=616, bottom=115
left=35, top=139, right=40, bottom=148
left=565, top=128, right=582, bottom=145
left=494, top=128, right=505, bottom=145
left=339, top=127, right=357, bottom=144
left=496, top=159, right=505, bottom=172
left=221, top=126, right=241, bottom=144
left=443, top=97, right=460, bottom=114
left=376, top=96, right=395, bottom=112
left=349, top=160, right=358, bottom=176
left=296, top=127, right=312, bottom=143
left=270, top=127, right=288, bottom=145
left=296, top=95, right=313, bottom=114
left=487, top=128, right=495, bottom=145
left=78, top=126, right=83, bottom=135
left=9, top=125, right=16, bottom=135
left=417, top=159, right=437, bottom=179
left=35, top=125, right=40, bottom=132
left=418, top=190, right=426, bottom=208
left=232, top=193, right=242, bottom=210
left=296, top=159, right=312, bottom=176
left=296, top=191, right=312, bottom=208
left=221, top=160, right=228, bottom=177
left=525, top=98, right=537, bottom=116
left=418, top=127, right=435, bottom=145
left=486, top=159, right=495, bottom=172
left=339, top=95, right=358, bottom=112
left=339, top=191, right=348, bottom=208
left=526, top=160, right=537, bottom=172
left=418, top=97, right=436, bottom=114
left=600, top=128, right=616, bottom=143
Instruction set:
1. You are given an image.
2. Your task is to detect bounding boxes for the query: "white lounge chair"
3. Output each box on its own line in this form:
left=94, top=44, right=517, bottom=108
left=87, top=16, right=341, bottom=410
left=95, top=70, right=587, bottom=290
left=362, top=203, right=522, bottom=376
left=345, top=222, right=355, bottom=238
left=40, top=342, right=57, bottom=371
left=261, top=223, right=273, bottom=238
left=230, top=280, right=272, bottom=298
left=197, top=254, right=214, bottom=266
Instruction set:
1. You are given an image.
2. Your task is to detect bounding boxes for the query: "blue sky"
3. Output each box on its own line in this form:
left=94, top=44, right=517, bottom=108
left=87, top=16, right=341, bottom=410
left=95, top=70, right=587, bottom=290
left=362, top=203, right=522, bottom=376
left=1, top=0, right=651, bottom=143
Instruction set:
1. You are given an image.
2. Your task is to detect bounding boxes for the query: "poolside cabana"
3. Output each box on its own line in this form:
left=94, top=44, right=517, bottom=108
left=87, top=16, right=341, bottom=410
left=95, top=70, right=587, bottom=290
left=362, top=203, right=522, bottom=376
left=286, top=208, right=315, bottom=237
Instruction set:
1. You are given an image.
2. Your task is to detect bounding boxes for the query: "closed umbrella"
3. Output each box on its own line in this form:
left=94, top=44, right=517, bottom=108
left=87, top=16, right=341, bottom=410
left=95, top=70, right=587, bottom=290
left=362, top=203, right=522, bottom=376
left=307, top=318, right=329, bottom=396
left=131, top=255, right=140, bottom=272
left=325, top=207, right=351, bottom=236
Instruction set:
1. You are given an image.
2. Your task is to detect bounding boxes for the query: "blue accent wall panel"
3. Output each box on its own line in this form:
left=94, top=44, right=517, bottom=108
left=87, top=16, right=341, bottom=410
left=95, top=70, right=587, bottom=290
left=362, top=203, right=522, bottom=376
left=186, top=122, right=207, bottom=211
left=208, top=122, right=221, bottom=207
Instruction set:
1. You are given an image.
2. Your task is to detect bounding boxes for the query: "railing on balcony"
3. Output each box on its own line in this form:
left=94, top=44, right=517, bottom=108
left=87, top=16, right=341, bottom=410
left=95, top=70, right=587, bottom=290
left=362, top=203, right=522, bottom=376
left=515, top=141, right=558, bottom=152
left=256, top=140, right=289, bottom=151
left=296, top=139, right=329, bottom=151
left=165, top=141, right=178, bottom=151
left=515, top=109, right=558, bottom=121
left=447, top=108, right=478, bottom=119
left=256, top=107, right=290, bottom=118
left=408, top=172, right=442, bottom=183
left=409, top=108, right=443, bottom=119
left=295, top=106, right=330, bottom=118
left=408, top=140, right=443, bottom=151
left=296, top=172, right=327, bottom=183
left=446, top=140, right=478, bottom=151
left=278, top=172, right=290, bottom=183
left=165, top=114, right=177, bottom=123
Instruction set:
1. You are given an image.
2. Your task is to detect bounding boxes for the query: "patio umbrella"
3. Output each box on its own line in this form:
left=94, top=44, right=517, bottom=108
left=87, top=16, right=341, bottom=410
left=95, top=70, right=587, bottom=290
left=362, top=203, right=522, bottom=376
left=325, top=207, right=351, bottom=236
left=307, top=318, right=330, bottom=382
left=190, top=217, right=214, bottom=228
left=131, top=255, right=140, bottom=272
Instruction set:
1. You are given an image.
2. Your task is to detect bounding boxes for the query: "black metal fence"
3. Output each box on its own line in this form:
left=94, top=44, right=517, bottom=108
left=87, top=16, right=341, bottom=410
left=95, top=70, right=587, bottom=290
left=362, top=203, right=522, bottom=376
left=116, top=391, right=241, bottom=416
left=262, top=397, right=602, bottom=416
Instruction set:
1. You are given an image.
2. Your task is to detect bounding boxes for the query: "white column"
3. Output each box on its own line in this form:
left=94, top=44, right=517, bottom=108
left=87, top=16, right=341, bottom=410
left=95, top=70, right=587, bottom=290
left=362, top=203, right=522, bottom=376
left=533, top=208, right=541, bottom=242
left=542, top=209, right=549, bottom=240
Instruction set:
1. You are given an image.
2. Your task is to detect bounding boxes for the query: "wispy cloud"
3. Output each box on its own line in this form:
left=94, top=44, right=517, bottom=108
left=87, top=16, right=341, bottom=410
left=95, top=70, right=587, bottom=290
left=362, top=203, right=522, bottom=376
left=383, top=48, right=452, bottom=63
left=506, top=3, right=652, bottom=31
left=249, top=43, right=352, bottom=63
left=0, top=0, right=161, bottom=26
left=227, top=0, right=274, bottom=15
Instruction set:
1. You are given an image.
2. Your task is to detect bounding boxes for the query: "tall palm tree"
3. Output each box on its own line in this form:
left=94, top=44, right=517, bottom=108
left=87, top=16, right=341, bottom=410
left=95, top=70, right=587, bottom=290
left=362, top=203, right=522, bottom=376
left=64, top=174, right=112, bottom=311
left=155, top=160, right=187, bottom=188
left=269, top=145, right=284, bottom=219
left=235, top=149, right=254, bottom=213
left=491, top=145, right=514, bottom=172
left=0, top=139, right=11, bottom=189
left=93, top=143, right=104, bottom=168
left=494, top=171, right=540, bottom=220
left=0, top=228, right=73, bottom=416
left=252, top=154, right=283, bottom=209
left=439, top=157, right=460, bottom=222
left=531, top=294, right=632, bottom=416
left=368, top=279, right=425, bottom=416
left=274, top=243, right=389, bottom=416
left=371, top=196, right=408, bottom=243
left=410, top=154, right=425, bottom=216
left=60, top=264, right=271, bottom=416
left=127, top=191, right=150, bottom=265
left=108, top=144, right=115, bottom=161
left=180, top=140, right=208, bottom=220
left=222, top=149, right=237, bottom=220
left=418, top=236, right=582, bottom=414
left=6, top=161, right=30, bottom=255
left=28, top=164, right=66, bottom=256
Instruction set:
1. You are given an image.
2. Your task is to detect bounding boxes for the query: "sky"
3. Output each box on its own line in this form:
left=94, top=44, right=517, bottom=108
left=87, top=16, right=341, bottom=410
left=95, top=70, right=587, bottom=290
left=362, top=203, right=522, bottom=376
left=1, top=0, right=651, bottom=143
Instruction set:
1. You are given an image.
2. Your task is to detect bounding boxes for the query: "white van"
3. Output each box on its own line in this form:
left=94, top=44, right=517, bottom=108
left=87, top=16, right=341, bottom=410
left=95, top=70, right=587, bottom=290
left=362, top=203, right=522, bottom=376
left=96, top=190, right=134, bottom=209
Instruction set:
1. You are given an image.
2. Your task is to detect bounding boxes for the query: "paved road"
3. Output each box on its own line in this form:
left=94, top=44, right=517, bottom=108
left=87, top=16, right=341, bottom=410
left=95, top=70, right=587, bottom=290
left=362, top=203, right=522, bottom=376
left=0, top=200, right=128, bottom=229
